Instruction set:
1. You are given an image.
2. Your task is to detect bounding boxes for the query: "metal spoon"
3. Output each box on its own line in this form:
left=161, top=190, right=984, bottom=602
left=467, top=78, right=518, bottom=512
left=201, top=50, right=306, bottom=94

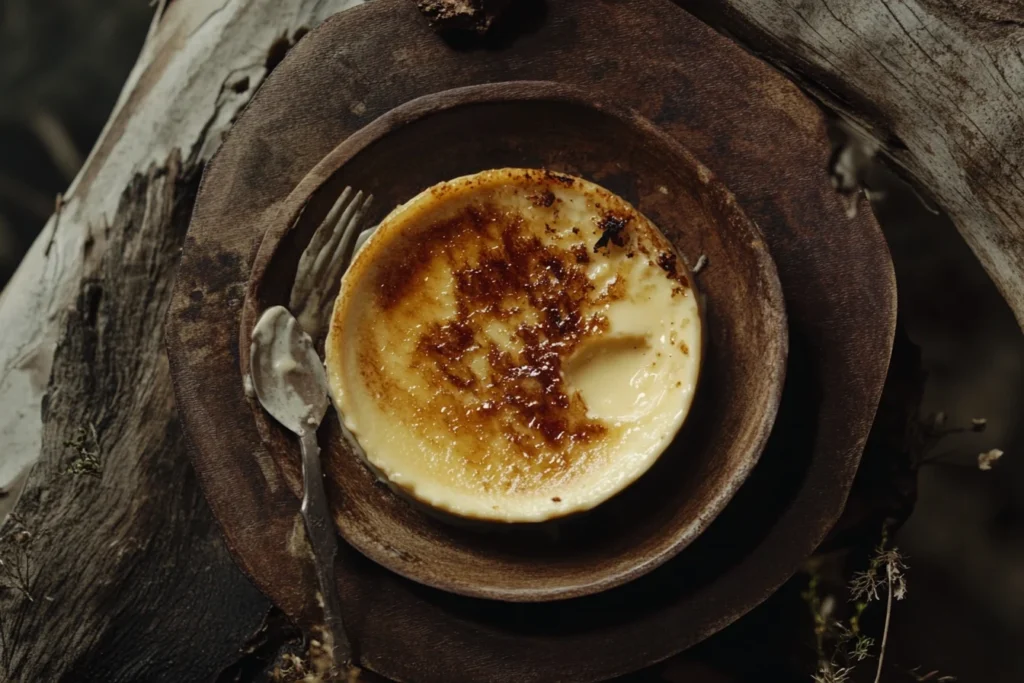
left=249, top=305, right=351, bottom=671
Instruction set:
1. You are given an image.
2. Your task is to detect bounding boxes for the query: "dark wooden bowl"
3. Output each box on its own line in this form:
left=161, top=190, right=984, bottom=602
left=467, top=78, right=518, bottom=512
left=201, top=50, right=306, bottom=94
left=166, top=1, right=896, bottom=678
left=240, top=81, right=787, bottom=602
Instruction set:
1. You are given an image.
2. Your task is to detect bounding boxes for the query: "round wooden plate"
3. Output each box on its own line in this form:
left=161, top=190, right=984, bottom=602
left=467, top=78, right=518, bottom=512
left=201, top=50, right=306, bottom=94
left=165, top=1, right=896, bottom=681
left=240, top=81, right=787, bottom=602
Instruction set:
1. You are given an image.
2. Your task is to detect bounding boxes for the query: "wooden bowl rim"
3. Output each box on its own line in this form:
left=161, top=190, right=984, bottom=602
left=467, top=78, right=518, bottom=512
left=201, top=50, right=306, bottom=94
left=240, top=80, right=788, bottom=601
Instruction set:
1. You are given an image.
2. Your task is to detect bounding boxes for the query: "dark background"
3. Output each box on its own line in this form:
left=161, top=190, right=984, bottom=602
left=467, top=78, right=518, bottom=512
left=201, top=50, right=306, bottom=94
left=1, top=2, right=1021, bottom=681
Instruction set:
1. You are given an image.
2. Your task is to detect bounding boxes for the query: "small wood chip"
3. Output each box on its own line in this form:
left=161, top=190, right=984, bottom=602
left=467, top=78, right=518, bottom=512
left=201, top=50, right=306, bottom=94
left=414, top=0, right=515, bottom=35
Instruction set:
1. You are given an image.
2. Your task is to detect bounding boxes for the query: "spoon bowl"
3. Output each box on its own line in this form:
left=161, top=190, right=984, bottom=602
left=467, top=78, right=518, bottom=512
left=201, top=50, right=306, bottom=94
left=249, top=305, right=329, bottom=435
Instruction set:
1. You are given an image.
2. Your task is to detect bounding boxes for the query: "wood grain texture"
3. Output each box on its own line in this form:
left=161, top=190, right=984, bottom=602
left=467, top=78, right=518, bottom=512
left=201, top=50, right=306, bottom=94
left=0, top=155, right=269, bottom=682
left=0, top=0, right=365, bottom=518
left=685, top=0, right=1024, bottom=328
left=166, top=1, right=896, bottom=680
left=241, top=81, right=787, bottom=602
left=0, top=2, right=378, bottom=681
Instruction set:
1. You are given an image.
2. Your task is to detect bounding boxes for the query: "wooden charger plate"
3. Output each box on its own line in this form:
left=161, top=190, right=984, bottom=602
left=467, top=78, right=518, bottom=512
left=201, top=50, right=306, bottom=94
left=240, top=81, right=787, bottom=602
left=165, top=0, right=896, bottom=680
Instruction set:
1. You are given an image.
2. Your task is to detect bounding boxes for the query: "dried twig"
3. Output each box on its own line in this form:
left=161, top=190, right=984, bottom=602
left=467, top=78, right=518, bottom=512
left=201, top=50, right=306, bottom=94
left=873, top=563, right=894, bottom=683
left=847, top=534, right=907, bottom=683
left=806, top=525, right=916, bottom=683
left=912, top=412, right=1004, bottom=470
left=812, top=662, right=853, bottom=683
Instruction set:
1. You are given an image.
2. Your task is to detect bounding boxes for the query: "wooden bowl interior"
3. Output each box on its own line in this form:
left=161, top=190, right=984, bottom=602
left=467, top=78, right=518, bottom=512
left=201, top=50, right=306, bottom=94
left=245, top=87, right=786, bottom=602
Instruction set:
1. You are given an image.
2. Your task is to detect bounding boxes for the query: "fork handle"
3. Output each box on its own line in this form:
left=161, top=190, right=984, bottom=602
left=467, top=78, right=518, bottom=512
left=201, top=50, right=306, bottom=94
left=299, top=429, right=352, bottom=671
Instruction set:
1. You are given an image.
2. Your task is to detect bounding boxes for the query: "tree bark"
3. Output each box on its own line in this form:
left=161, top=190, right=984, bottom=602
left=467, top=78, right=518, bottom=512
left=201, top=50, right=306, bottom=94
left=0, top=0, right=1019, bottom=680
left=0, top=154, right=270, bottom=682
left=0, top=1, right=364, bottom=680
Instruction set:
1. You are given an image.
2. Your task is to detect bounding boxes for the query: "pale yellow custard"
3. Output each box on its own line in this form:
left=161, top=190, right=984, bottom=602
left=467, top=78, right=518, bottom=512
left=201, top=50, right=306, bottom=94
left=325, top=168, right=702, bottom=522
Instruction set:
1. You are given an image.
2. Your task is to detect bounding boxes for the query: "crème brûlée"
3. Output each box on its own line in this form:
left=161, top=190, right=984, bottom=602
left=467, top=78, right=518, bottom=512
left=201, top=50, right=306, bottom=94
left=324, top=168, right=702, bottom=523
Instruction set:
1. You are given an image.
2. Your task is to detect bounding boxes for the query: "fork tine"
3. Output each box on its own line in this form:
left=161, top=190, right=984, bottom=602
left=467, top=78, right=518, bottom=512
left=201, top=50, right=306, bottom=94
left=308, top=190, right=366, bottom=285
left=291, top=186, right=354, bottom=311
left=299, top=186, right=353, bottom=273
left=318, top=193, right=373, bottom=326
left=325, top=193, right=373, bottom=291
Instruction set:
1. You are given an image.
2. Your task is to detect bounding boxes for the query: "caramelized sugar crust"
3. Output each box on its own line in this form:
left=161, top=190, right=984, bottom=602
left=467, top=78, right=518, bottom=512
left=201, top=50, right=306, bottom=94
left=328, top=169, right=700, bottom=516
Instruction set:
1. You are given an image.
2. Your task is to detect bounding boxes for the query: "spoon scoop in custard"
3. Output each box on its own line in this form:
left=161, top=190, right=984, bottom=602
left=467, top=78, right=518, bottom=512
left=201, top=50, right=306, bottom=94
left=324, top=168, right=702, bottom=523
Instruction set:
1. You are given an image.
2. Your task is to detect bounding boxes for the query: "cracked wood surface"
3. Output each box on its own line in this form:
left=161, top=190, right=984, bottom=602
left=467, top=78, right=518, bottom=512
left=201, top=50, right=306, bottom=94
left=0, top=1, right=364, bottom=681
left=0, top=0, right=365, bottom=508
left=0, top=155, right=269, bottom=682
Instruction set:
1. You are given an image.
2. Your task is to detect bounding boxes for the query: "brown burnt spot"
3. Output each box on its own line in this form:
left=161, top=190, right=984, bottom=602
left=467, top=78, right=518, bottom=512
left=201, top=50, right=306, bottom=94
left=551, top=496, right=562, bottom=502
left=657, top=251, right=677, bottom=276
left=418, top=319, right=479, bottom=389
left=372, top=200, right=609, bottom=481
left=529, top=189, right=556, bottom=207
left=656, top=250, right=690, bottom=287
left=356, top=327, right=398, bottom=400
left=428, top=181, right=452, bottom=198
left=544, top=170, right=575, bottom=187
left=571, top=226, right=580, bottom=235
left=680, top=341, right=690, bottom=355
left=594, top=213, right=630, bottom=251
left=375, top=204, right=498, bottom=310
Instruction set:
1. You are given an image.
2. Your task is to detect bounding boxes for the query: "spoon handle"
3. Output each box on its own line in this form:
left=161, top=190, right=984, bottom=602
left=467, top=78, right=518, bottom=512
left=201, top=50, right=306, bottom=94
left=299, top=429, right=352, bottom=670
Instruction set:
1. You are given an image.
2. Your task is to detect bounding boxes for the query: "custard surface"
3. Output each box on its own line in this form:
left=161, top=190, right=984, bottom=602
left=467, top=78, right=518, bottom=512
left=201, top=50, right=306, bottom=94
left=325, top=169, right=701, bottom=522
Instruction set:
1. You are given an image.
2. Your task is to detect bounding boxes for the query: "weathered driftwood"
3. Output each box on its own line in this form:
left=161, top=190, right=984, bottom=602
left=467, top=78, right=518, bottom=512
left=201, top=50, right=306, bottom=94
left=0, top=155, right=269, bottom=681
left=687, top=0, right=1024, bottom=328
left=0, top=0, right=1017, bottom=680
left=0, top=1, right=365, bottom=680
left=0, top=0, right=365, bottom=508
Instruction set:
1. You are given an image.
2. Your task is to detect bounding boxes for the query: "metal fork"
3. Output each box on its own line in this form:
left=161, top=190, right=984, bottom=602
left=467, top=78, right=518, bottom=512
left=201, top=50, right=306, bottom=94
left=290, top=186, right=375, bottom=341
